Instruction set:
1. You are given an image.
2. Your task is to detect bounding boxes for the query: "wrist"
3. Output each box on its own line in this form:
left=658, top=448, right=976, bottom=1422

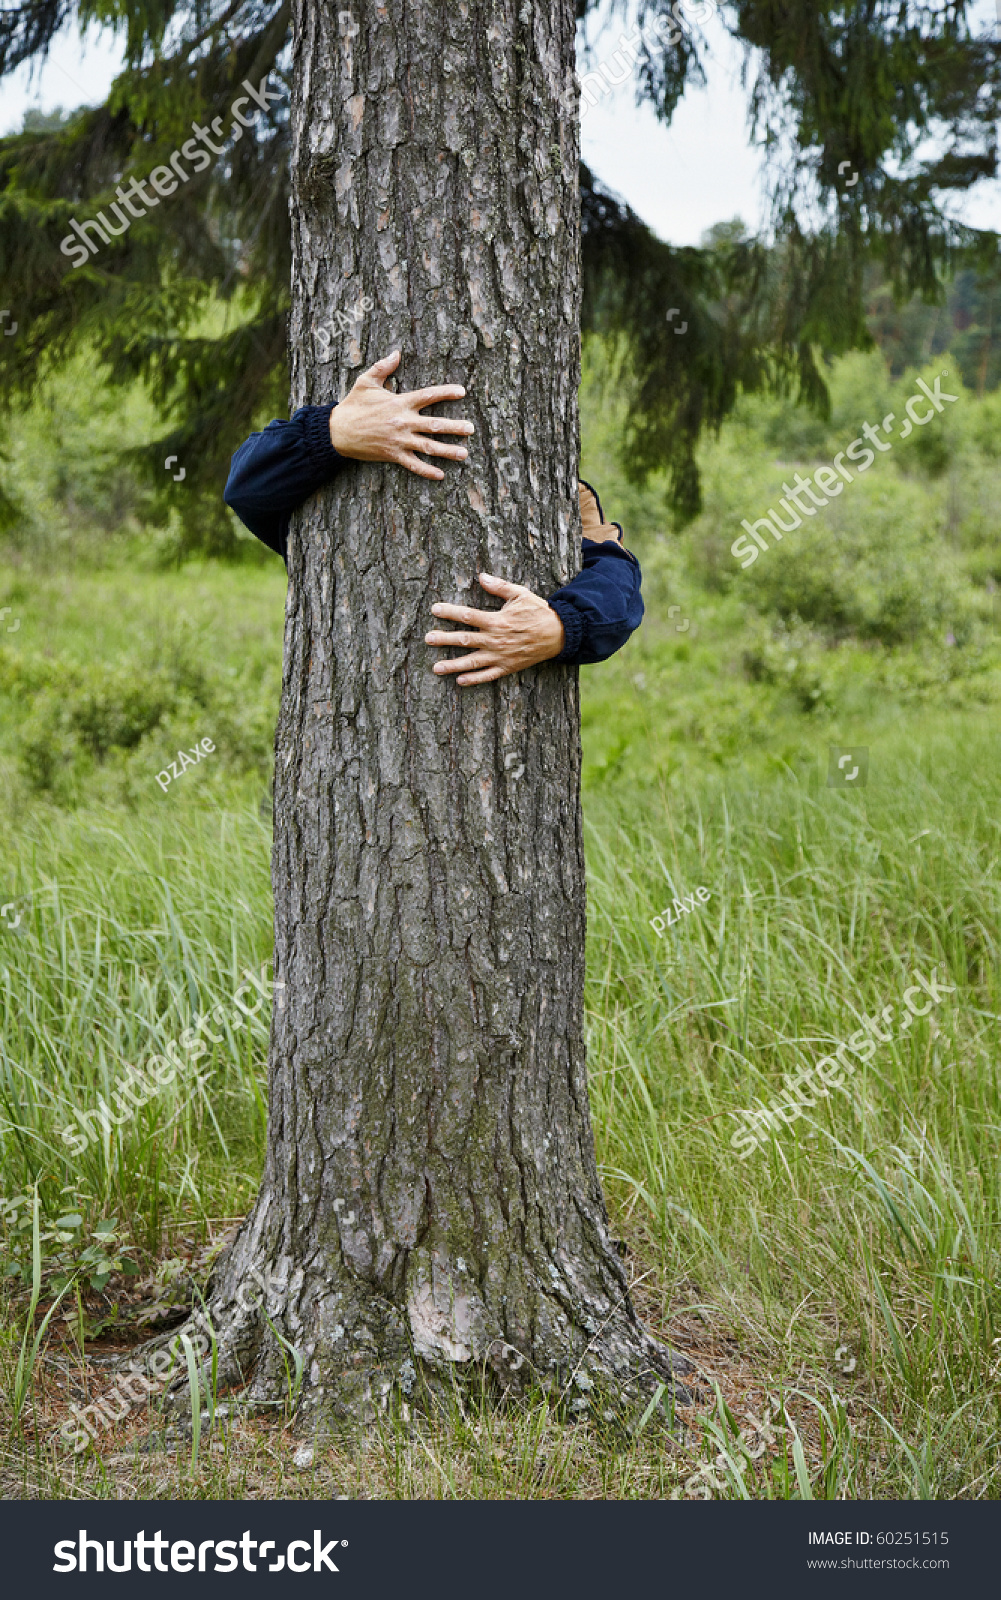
left=547, top=599, right=584, bottom=662
left=328, top=402, right=359, bottom=458
left=539, top=602, right=565, bottom=662
left=548, top=612, right=566, bottom=659
left=329, top=404, right=345, bottom=455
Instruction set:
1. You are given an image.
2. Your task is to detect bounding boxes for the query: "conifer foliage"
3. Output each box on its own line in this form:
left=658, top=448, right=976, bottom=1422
left=0, top=0, right=291, bottom=550
left=0, top=0, right=997, bottom=545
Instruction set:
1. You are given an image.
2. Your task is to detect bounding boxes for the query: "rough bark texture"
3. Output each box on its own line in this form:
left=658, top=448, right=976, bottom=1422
left=195, top=0, right=691, bottom=1429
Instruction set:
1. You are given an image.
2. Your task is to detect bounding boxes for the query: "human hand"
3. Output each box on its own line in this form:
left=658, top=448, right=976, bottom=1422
left=578, top=479, right=624, bottom=544
left=329, top=349, right=474, bottom=480
left=425, top=573, right=566, bottom=686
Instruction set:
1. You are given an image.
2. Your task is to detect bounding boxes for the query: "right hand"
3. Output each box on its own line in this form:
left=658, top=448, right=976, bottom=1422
left=578, top=480, right=625, bottom=545
left=329, top=349, right=474, bottom=480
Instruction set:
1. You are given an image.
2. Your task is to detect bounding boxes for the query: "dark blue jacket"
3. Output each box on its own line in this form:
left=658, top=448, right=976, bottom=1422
left=224, top=405, right=643, bottom=666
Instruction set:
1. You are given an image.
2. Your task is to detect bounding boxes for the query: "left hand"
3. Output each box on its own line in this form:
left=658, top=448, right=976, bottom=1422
left=328, top=350, right=473, bottom=480
left=425, top=573, right=566, bottom=686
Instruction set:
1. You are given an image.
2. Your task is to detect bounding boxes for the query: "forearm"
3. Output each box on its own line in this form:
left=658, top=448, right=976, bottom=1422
left=223, top=349, right=474, bottom=561
left=223, top=405, right=346, bottom=559
left=546, top=537, right=644, bottom=666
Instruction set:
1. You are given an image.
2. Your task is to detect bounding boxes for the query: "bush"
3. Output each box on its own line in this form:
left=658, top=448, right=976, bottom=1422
left=741, top=617, right=836, bottom=713
left=10, top=636, right=277, bottom=803
left=67, top=667, right=177, bottom=760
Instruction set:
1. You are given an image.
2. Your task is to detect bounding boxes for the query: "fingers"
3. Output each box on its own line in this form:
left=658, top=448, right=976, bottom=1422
left=578, top=481, right=604, bottom=537
left=425, top=630, right=481, bottom=649
left=431, top=651, right=490, bottom=675
left=396, top=451, right=446, bottom=480
left=407, top=436, right=468, bottom=461
left=407, top=383, right=467, bottom=409
left=354, top=357, right=472, bottom=421
left=455, top=665, right=508, bottom=686
left=362, top=350, right=402, bottom=386
left=430, top=602, right=495, bottom=626
left=409, top=415, right=475, bottom=437
left=477, top=572, right=527, bottom=601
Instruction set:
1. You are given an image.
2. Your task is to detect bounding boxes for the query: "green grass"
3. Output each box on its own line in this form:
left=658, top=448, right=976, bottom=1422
left=1, top=345, right=1000, bottom=1498
left=584, top=716, right=1001, bottom=1498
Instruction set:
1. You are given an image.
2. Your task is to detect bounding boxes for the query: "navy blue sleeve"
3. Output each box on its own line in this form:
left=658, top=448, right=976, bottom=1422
left=223, top=404, right=347, bottom=563
left=546, top=535, right=643, bottom=666
left=225, top=423, right=642, bottom=667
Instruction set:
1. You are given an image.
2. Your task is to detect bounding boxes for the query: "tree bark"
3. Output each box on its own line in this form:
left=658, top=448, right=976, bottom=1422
left=196, top=0, right=691, bottom=1430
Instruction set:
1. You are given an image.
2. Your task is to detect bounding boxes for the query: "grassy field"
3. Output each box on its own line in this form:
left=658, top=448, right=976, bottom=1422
left=0, top=346, right=999, bottom=1499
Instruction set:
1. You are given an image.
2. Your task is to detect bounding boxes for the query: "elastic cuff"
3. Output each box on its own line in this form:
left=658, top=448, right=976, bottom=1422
left=302, top=403, right=342, bottom=474
left=548, top=599, right=585, bottom=663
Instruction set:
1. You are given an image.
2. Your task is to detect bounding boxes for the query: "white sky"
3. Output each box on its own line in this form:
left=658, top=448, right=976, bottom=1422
left=0, top=21, right=122, bottom=135
left=578, top=1, right=768, bottom=243
left=1, top=1, right=998, bottom=245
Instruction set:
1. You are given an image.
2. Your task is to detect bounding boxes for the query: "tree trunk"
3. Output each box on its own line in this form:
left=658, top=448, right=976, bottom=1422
left=197, top=0, right=691, bottom=1430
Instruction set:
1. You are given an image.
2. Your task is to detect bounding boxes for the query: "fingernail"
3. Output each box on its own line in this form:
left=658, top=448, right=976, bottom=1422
left=458, top=449, right=467, bottom=458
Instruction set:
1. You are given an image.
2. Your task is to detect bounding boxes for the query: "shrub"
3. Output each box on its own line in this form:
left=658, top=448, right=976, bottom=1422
left=67, top=667, right=177, bottom=760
